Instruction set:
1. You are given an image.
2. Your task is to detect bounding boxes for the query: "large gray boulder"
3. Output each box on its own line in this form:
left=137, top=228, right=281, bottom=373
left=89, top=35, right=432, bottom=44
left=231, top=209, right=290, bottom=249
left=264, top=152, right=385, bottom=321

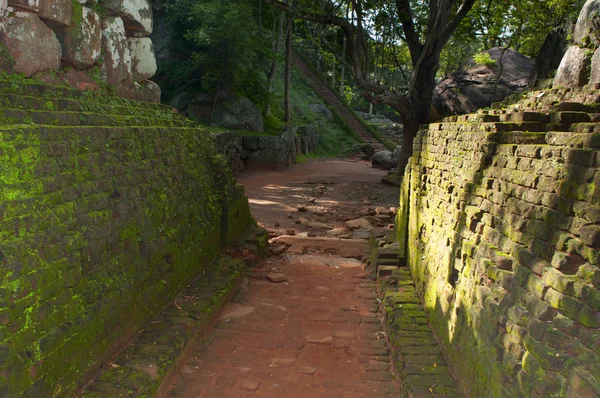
left=172, top=92, right=264, bottom=132
left=591, top=48, right=600, bottom=84
left=213, top=96, right=264, bottom=132
left=553, top=46, right=592, bottom=88
left=433, top=48, right=534, bottom=117
left=553, top=0, right=600, bottom=88
left=573, top=0, right=600, bottom=46
left=0, top=10, right=61, bottom=76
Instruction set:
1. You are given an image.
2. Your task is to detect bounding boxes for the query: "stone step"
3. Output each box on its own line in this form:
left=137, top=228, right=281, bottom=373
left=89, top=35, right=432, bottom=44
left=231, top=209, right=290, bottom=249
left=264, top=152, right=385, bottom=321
left=375, top=250, right=461, bottom=397
left=0, top=80, right=169, bottom=111
left=0, top=93, right=184, bottom=120
left=0, top=108, right=195, bottom=128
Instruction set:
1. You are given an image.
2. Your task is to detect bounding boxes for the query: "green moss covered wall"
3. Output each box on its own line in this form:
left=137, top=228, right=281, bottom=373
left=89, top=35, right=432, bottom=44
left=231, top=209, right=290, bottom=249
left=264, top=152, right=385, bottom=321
left=0, top=123, right=253, bottom=396
left=397, top=110, right=600, bottom=397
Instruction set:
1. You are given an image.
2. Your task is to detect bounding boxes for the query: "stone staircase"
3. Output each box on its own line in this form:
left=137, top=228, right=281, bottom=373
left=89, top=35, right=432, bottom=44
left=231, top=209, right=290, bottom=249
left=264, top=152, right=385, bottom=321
left=371, top=237, right=462, bottom=398
left=291, top=51, right=389, bottom=153
left=0, top=81, right=194, bottom=129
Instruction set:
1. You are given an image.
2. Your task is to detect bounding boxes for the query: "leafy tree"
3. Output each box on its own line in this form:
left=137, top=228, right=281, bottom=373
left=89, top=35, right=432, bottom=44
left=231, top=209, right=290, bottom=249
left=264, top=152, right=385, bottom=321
left=161, top=0, right=268, bottom=101
left=266, top=0, right=478, bottom=175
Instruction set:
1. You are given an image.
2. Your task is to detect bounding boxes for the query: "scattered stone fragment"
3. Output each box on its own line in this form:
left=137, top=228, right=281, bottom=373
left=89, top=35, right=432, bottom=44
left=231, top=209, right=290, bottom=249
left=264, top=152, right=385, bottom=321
left=265, top=273, right=288, bottom=283
left=306, top=335, right=333, bottom=344
left=296, top=366, right=317, bottom=375
left=240, top=379, right=261, bottom=391
left=345, top=218, right=372, bottom=231
left=270, top=357, right=297, bottom=367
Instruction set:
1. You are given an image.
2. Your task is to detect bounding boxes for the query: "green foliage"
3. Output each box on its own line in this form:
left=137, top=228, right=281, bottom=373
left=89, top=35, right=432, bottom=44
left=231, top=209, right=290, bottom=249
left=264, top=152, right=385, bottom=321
left=473, top=52, right=497, bottom=67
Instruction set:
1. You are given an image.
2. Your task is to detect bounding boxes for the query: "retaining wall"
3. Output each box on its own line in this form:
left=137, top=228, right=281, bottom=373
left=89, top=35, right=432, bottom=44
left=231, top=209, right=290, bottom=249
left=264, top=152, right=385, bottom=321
left=214, top=125, right=319, bottom=174
left=397, top=85, right=600, bottom=397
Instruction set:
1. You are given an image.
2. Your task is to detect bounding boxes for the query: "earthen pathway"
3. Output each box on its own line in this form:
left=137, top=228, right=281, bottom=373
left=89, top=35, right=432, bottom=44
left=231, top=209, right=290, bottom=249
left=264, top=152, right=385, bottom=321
left=160, top=160, right=401, bottom=398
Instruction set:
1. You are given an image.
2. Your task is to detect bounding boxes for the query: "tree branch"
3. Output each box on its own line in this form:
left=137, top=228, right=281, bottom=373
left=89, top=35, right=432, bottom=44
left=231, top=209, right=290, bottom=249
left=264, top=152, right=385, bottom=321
left=394, top=0, right=423, bottom=64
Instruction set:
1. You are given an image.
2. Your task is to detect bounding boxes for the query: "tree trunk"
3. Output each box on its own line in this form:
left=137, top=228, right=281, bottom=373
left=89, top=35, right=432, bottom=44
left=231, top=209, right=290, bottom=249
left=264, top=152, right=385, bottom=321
left=331, top=57, right=336, bottom=88
left=284, top=15, right=293, bottom=123
left=265, top=12, right=286, bottom=118
left=339, top=37, right=346, bottom=94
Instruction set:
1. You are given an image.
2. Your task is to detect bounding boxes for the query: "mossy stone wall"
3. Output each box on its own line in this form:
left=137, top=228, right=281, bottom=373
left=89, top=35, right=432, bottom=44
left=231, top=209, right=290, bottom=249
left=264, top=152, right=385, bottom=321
left=0, top=124, right=252, bottom=397
left=397, top=111, right=600, bottom=397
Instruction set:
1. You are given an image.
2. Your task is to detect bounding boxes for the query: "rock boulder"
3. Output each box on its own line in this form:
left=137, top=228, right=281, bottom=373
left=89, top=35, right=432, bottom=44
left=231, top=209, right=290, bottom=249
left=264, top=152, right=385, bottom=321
left=38, top=0, right=72, bottom=26
left=372, top=151, right=396, bottom=170
left=553, top=46, right=592, bottom=88
left=573, top=0, right=600, bottom=46
left=0, top=10, right=61, bottom=76
left=100, top=16, right=132, bottom=87
left=213, top=96, right=264, bottom=132
left=591, top=48, right=600, bottom=84
left=103, top=0, right=153, bottom=36
left=128, top=37, right=156, bottom=81
left=55, top=4, right=101, bottom=69
left=309, top=103, right=333, bottom=120
left=433, top=48, right=533, bottom=117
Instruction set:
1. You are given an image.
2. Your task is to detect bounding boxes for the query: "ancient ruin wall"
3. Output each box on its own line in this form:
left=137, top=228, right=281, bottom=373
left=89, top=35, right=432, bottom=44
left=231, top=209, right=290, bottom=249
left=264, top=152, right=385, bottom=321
left=397, top=97, right=600, bottom=396
left=0, top=118, right=253, bottom=396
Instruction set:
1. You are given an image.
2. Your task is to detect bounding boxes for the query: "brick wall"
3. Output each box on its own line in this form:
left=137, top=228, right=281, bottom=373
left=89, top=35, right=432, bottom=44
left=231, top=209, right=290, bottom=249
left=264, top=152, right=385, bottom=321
left=0, top=124, right=253, bottom=396
left=397, top=92, right=600, bottom=396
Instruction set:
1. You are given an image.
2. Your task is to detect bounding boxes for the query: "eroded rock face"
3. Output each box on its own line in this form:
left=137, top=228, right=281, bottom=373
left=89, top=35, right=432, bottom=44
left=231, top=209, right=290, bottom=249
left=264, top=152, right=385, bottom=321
left=553, top=46, right=592, bottom=88
left=56, top=4, right=101, bottom=69
left=103, top=0, right=152, bottom=36
left=128, top=37, right=156, bottom=81
left=0, top=10, right=61, bottom=76
left=100, top=16, right=132, bottom=86
left=573, top=0, right=600, bottom=46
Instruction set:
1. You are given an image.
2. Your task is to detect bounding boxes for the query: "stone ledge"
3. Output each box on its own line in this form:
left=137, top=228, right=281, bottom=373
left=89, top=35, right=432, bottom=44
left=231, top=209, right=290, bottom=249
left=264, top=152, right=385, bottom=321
left=79, top=255, right=245, bottom=397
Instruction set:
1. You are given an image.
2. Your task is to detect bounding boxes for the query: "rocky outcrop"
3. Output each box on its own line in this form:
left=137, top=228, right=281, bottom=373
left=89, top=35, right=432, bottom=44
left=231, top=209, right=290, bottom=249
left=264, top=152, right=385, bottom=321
left=172, top=91, right=265, bottom=132
left=0, top=0, right=160, bottom=102
left=554, top=0, right=600, bottom=88
left=433, top=48, right=534, bottom=117
left=0, top=10, right=61, bottom=76
left=554, top=46, right=592, bottom=88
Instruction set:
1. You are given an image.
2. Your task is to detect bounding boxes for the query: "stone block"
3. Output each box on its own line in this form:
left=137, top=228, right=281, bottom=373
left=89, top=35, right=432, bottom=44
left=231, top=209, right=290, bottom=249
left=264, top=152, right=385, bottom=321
left=580, top=225, right=600, bottom=247
left=0, top=10, right=61, bottom=76
left=102, top=0, right=152, bottom=36
left=100, top=16, right=132, bottom=87
left=128, top=37, right=156, bottom=81
left=55, top=4, right=101, bottom=69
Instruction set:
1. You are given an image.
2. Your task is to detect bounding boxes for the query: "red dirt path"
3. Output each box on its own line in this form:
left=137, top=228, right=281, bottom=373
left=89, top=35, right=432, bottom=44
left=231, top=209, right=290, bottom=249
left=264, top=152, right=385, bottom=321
left=160, top=160, right=401, bottom=398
